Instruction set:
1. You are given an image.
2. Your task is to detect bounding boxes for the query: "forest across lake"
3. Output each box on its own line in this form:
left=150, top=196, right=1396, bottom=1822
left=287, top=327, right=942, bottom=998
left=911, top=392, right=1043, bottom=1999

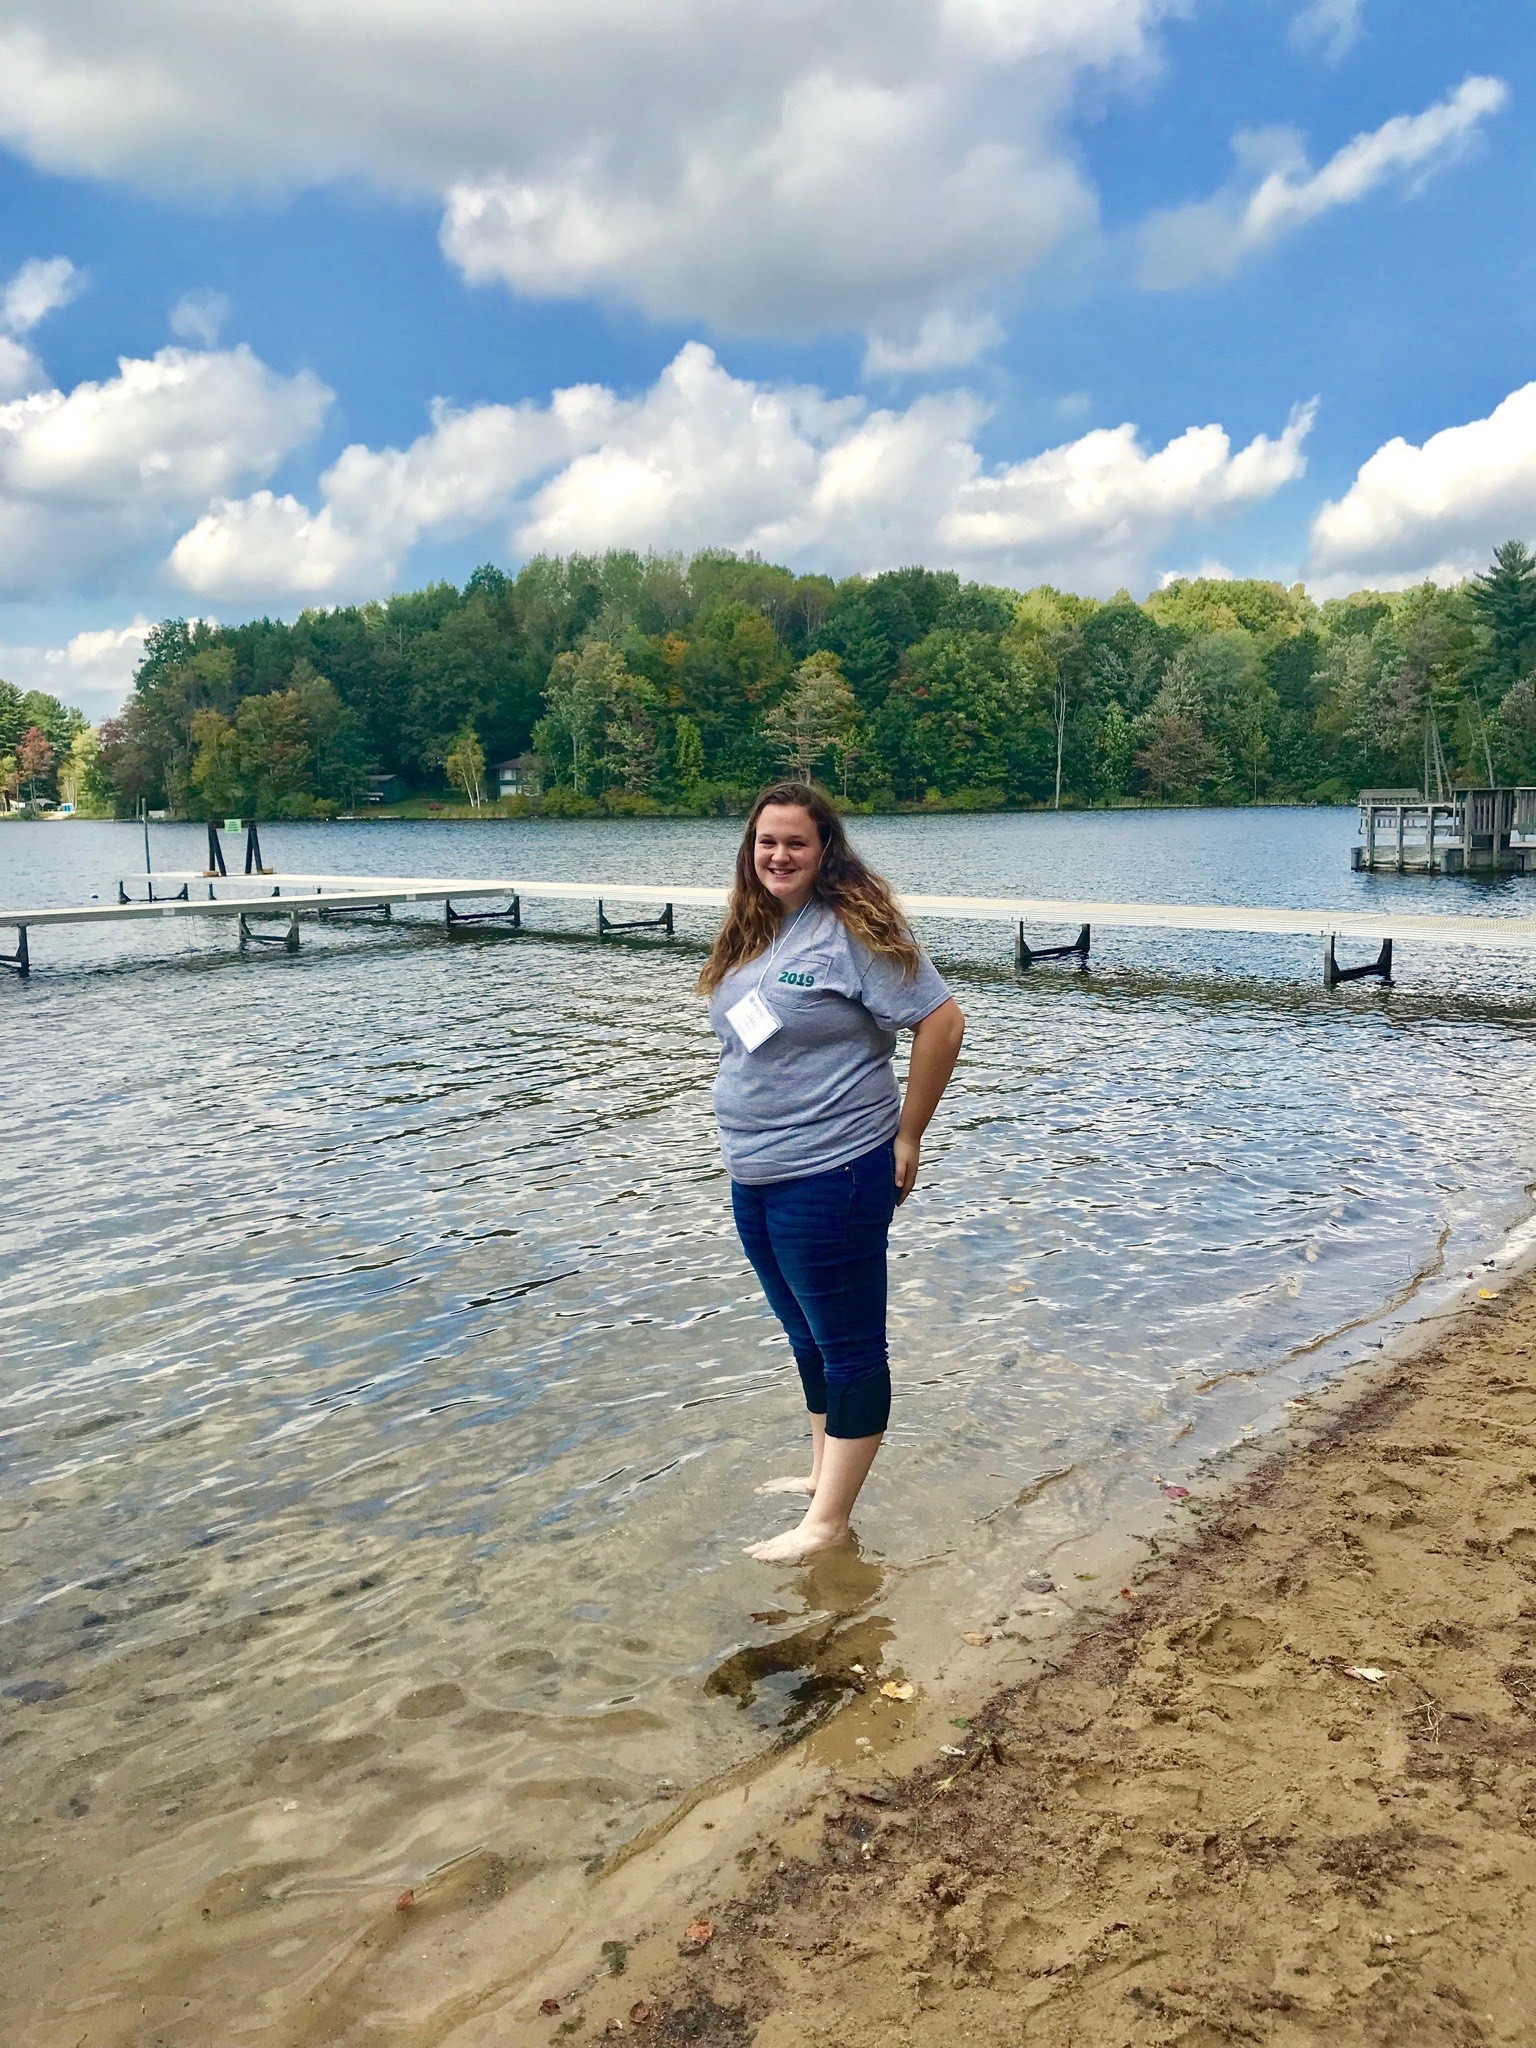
left=4, top=541, right=1536, bottom=823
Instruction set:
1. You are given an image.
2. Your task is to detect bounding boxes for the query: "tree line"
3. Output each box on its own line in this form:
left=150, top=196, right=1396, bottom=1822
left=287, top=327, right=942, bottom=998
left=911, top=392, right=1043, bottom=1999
left=0, top=683, right=92, bottom=813
left=7, top=542, right=1536, bottom=820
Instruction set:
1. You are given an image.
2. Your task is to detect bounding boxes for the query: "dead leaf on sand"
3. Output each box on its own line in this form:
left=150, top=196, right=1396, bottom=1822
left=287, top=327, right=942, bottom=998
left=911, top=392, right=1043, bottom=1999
left=629, top=2000, right=655, bottom=2025
left=681, top=1917, right=715, bottom=1951
left=1344, top=1664, right=1388, bottom=1685
left=538, top=1997, right=561, bottom=2016
left=880, top=1680, right=915, bottom=1701
left=960, top=1630, right=992, bottom=1646
left=394, top=1889, right=415, bottom=1912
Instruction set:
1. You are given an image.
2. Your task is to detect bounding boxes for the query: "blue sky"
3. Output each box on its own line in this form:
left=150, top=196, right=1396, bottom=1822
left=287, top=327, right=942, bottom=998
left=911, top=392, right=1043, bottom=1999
left=1, top=0, right=1532, bottom=717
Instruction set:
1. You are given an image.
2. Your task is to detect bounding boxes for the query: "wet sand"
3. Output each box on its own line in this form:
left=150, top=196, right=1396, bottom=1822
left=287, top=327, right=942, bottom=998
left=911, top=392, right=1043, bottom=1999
left=506, top=1264, right=1536, bottom=2048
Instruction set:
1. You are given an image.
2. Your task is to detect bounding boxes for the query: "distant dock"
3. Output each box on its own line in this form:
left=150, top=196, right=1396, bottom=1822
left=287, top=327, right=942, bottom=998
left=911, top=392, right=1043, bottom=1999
left=1354, top=787, right=1536, bottom=875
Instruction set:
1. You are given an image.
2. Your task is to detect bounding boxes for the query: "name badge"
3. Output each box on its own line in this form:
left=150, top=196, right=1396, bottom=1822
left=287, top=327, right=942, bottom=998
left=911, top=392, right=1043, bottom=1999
left=725, top=988, right=781, bottom=1051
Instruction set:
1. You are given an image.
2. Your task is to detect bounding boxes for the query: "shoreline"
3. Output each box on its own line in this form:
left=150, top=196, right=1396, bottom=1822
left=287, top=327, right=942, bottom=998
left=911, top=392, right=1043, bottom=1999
left=410, top=1243, right=1536, bottom=2048
left=0, top=799, right=1356, bottom=827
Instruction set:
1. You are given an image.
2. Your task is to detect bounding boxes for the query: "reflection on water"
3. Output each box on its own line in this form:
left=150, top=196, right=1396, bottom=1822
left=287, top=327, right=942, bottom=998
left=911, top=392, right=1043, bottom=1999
left=705, top=1546, right=890, bottom=1734
left=2, top=811, right=1535, bottom=2044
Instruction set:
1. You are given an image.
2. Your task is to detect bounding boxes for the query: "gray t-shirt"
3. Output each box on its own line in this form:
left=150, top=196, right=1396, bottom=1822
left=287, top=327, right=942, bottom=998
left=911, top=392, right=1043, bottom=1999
left=707, top=903, right=952, bottom=1185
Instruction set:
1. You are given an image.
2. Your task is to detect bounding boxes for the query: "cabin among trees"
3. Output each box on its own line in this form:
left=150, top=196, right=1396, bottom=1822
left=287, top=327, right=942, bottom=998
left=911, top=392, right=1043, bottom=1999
left=6, top=541, right=1536, bottom=820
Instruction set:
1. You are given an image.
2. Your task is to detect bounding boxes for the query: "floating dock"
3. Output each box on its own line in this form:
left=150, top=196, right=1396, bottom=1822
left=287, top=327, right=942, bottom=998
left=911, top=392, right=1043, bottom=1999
left=5, top=866, right=1536, bottom=988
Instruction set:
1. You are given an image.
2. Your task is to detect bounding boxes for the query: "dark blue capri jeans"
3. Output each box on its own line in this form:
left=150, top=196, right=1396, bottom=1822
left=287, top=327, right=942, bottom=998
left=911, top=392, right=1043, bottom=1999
left=730, top=1139, right=898, bottom=1439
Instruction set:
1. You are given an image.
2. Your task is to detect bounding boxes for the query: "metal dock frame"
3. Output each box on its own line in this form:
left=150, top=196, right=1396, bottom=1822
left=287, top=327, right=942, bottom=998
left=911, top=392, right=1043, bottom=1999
left=1016, top=921, right=1090, bottom=970
left=445, top=894, right=522, bottom=930
left=238, top=908, right=301, bottom=953
left=596, top=898, right=674, bottom=939
left=118, top=878, right=189, bottom=904
left=1323, top=934, right=1393, bottom=989
left=317, top=899, right=393, bottom=923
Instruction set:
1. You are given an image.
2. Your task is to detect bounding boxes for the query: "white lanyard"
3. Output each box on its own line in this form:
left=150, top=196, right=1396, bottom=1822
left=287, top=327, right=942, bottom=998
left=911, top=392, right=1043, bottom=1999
left=754, top=902, right=810, bottom=994
left=726, top=903, right=811, bottom=1051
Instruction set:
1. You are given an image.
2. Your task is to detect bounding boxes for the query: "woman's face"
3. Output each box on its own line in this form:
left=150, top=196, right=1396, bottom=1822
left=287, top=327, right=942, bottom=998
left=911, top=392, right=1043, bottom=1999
left=753, top=804, right=823, bottom=912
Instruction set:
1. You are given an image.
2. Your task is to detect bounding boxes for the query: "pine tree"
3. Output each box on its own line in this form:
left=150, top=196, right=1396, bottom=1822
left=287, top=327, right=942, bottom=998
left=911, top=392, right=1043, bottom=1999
left=1468, top=540, right=1536, bottom=688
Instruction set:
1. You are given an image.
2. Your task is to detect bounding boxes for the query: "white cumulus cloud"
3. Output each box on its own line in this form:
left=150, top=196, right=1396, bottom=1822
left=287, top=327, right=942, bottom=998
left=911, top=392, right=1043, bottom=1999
left=0, top=337, right=45, bottom=402
left=170, top=343, right=1313, bottom=603
left=0, top=344, right=331, bottom=597
left=170, top=288, right=232, bottom=347
left=1289, top=0, right=1364, bottom=64
left=1309, top=382, right=1536, bottom=592
left=0, top=0, right=1167, bottom=335
left=1137, top=75, right=1507, bottom=288
left=862, top=310, right=1005, bottom=377
left=0, top=254, right=82, bottom=399
left=0, top=616, right=156, bottom=720
left=3, top=255, right=80, bottom=334
left=172, top=380, right=624, bottom=599
left=939, top=404, right=1315, bottom=581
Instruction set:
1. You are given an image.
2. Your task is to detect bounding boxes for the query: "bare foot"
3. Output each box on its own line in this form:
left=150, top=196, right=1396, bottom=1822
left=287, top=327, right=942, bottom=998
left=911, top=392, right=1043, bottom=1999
left=744, top=1518, right=850, bottom=1563
left=755, top=1474, right=816, bottom=1497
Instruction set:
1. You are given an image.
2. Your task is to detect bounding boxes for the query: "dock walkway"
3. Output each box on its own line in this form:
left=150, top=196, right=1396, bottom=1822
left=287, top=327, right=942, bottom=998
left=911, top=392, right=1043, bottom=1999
left=4, top=869, right=1536, bottom=985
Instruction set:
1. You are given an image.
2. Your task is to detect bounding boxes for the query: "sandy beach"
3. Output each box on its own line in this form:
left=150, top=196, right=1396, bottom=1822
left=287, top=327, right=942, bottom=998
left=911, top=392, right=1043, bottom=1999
left=513, top=1264, right=1536, bottom=2048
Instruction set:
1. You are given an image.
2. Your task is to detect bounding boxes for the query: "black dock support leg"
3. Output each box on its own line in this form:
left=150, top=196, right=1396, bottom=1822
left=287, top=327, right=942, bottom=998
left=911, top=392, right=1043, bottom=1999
left=319, top=899, right=393, bottom=922
left=1016, top=921, right=1090, bottom=970
left=205, top=821, right=227, bottom=878
left=0, top=926, right=29, bottom=977
left=245, top=821, right=271, bottom=876
left=446, top=895, right=522, bottom=929
left=1324, top=935, right=1393, bottom=989
left=239, top=909, right=301, bottom=953
left=597, top=899, right=676, bottom=938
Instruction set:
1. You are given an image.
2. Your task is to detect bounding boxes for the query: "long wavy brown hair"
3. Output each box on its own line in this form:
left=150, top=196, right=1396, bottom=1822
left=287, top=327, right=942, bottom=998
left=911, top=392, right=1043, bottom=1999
left=697, top=782, right=920, bottom=993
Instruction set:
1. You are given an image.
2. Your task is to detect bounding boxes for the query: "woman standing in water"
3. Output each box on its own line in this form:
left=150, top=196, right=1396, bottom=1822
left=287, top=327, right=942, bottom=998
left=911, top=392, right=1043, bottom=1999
left=700, top=783, right=965, bottom=1563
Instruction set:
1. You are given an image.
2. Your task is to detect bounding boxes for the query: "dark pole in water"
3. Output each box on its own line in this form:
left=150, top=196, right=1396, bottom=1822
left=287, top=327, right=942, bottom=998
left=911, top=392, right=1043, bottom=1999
left=141, top=799, right=152, bottom=881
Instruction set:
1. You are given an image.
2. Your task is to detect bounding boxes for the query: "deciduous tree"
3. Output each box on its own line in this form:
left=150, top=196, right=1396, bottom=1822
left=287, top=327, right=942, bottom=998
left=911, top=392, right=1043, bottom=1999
left=763, top=652, right=856, bottom=782
left=17, top=725, right=55, bottom=799
left=535, top=641, right=627, bottom=795
left=57, top=728, right=100, bottom=812
left=190, top=709, right=245, bottom=819
left=444, top=724, right=486, bottom=807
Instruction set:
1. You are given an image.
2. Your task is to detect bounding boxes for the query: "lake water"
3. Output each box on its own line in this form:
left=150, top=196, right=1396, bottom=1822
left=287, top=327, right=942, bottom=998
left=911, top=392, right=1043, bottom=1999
left=3, top=809, right=1535, bottom=2044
